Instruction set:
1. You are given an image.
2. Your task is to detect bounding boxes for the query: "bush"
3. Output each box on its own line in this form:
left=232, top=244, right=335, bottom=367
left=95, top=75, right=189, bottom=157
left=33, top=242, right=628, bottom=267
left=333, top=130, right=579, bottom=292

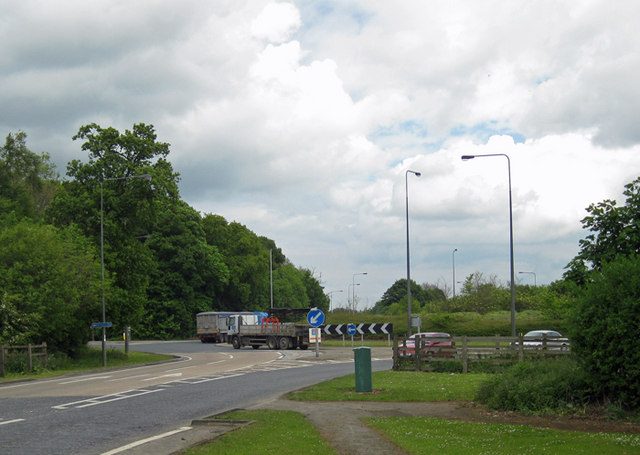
left=475, top=359, right=591, bottom=414
left=569, top=255, right=640, bottom=409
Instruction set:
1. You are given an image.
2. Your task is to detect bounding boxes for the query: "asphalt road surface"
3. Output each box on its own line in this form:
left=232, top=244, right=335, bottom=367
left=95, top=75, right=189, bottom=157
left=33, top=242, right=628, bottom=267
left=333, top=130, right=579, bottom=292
left=0, top=340, right=392, bottom=455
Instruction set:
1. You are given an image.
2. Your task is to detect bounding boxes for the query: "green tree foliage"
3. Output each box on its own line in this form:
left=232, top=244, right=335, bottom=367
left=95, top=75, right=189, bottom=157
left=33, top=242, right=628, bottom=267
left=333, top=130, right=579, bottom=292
left=141, top=200, right=229, bottom=339
left=568, top=255, right=640, bottom=408
left=565, top=176, right=640, bottom=283
left=202, top=215, right=274, bottom=310
left=0, top=221, right=101, bottom=353
left=0, top=132, right=58, bottom=221
left=371, top=279, right=437, bottom=314
left=47, top=123, right=178, bottom=332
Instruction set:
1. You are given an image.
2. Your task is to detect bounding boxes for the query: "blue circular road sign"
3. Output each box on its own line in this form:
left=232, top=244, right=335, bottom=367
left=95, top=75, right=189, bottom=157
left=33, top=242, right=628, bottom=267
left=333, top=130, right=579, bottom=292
left=347, top=323, right=357, bottom=336
left=307, top=308, right=325, bottom=327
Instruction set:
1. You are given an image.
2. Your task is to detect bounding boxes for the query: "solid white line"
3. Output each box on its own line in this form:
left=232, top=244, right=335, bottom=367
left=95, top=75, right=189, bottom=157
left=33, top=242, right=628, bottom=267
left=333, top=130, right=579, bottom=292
left=0, top=419, right=25, bottom=426
left=100, top=426, right=192, bottom=455
left=59, top=375, right=112, bottom=385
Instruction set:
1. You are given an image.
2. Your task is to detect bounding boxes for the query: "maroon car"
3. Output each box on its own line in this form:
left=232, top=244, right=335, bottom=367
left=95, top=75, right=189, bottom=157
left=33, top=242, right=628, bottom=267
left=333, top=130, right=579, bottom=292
left=399, top=332, right=456, bottom=357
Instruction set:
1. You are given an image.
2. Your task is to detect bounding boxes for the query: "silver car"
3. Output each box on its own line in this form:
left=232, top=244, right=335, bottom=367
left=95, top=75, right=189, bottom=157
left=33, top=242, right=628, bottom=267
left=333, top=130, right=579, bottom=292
left=520, top=330, right=570, bottom=350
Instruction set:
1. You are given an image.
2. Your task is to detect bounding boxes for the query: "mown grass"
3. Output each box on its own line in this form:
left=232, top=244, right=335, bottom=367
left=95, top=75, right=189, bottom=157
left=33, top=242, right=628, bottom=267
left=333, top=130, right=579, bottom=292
left=180, top=410, right=337, bottom=455
left=287, top=370, right=491, bottom=402
left=0, top=347, right=173, bottom=381
left=366, top=417, right=640, bottom=454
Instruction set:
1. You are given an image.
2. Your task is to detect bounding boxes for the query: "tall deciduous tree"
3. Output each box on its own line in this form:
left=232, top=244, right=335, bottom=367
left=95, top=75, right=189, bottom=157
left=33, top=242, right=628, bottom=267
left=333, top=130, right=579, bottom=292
left=47, top=123, right=178, bottom=332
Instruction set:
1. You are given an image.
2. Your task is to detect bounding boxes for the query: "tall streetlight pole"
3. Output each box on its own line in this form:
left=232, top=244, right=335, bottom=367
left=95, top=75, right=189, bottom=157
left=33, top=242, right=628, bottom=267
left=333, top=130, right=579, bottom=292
left=100, top=173, right=152, bottom=367
left=461, top=153, right=516, bottom=336
left=519, top=271, right=537, bottom=286
left=348, top=283, right=360, bottom=312
left=327, top=290, right=343, bottom=312
left=452, top=248, right=458, bottom=298
left=405, top=170, right=421, bottom=335
left=352, top=272, right=367, bottom=312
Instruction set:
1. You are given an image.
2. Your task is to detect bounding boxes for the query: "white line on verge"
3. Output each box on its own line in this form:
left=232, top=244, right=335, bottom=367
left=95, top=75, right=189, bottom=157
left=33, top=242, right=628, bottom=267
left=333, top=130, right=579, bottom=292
left=100, top=426, right=191, bottom=455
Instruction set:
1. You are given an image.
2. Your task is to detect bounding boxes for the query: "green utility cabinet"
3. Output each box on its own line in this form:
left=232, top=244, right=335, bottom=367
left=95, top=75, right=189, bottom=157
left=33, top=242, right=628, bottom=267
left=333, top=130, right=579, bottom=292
left=353, top=346, right=372, bottom=392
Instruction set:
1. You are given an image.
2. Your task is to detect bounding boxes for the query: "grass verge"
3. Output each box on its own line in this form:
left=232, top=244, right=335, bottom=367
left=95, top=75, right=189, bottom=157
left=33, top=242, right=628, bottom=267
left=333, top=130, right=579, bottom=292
left=180, top=410, right=337, bottom=455
left=0, top=347, right=173, bottom=381
left=366, top=417, right=640, bottom=454
left=287, top=370, right=492, bottom=402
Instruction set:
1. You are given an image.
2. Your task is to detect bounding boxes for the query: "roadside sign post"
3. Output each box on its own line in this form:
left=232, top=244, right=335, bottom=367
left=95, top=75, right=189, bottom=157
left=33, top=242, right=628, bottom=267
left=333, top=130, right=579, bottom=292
left=347, top=323, right=357, bottom=347
left=307, top=308, right=325, bottom=358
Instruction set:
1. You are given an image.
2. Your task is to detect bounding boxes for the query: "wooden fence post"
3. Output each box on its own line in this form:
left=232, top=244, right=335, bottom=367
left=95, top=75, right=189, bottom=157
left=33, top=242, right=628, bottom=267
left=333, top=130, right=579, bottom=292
left=462, top=336, right=468, bottom=374
left=28, top=343, right=33, bottom=372
left=43, top=342, right=48, bottom=369
left=0, top=345, right=5, bottom=377
left=518, top=334, right=524, bottom=362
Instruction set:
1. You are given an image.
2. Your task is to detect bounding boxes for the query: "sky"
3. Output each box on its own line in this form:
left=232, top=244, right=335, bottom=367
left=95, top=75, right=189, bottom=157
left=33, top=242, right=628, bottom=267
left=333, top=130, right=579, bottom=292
left=2, top=1, right=640, bottom=311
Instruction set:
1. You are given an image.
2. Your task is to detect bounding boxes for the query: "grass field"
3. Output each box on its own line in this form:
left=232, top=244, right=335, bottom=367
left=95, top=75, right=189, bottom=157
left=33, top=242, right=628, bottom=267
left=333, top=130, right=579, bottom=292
left=366, top=417, right=640, bottom=455
left=180, top=410, right=337, bottom=455
left=0, top=347, right=173, bottom=381
left=288, top=370, right=490, bottom=402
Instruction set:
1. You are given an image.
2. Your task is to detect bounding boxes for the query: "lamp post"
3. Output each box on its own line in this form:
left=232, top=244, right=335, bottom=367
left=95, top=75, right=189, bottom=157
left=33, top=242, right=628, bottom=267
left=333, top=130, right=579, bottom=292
left=100, top=173, right=152, bottom=367
left=461, top=153, right=516, bottom=336
left=452, top=248, right=458, bottom=298
left=327, top=290, right=343, bottom=311
left=348, top=283, right=360, bottom=312
left=405, top=170, right=421, bottom=335
left=351, top=272, right=367, bottom=312
left=519, top=271, right=537, bottom=286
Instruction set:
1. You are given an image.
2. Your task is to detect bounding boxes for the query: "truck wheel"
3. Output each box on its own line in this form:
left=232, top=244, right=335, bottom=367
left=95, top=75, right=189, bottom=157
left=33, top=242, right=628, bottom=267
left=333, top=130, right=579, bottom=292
left=231, top=336, right=241, bottom=349
left=267, top=337, right=277, bottom=350
left=299, top=344, right=309, bottom=350
left=278, top=337, right=289, bottom=350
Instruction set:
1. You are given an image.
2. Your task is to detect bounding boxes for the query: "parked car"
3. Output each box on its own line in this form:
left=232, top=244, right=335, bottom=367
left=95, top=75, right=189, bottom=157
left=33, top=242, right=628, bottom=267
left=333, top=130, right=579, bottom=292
left=399, top=332, right=456, bottom=357
left=514, top=330, right=570, bottom=350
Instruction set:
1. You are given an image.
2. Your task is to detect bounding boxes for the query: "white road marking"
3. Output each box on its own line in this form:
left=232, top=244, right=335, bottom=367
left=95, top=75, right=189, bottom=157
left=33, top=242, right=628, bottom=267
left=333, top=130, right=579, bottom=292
left=0, top=419, right=25, bottom=426
left=58, top=375, right=112, bottom=385
left=100, top=426, right=191, bottom=455
left=107, top=373, right=152, bottom=382
left=53, top=389, right=164, bottom=410
left=141, top=373, right=182, bottom=382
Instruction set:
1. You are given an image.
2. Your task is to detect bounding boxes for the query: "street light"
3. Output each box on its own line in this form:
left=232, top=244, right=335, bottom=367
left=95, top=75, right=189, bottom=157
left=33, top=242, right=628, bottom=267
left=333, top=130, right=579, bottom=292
left=461, top=153, right=516, bottom=336
left=352, top=272, right=367, bottom=312
left=100, top=173, right=152, bottom=367
left=405, top=169, right=421, bottom=335
left=348, top=283, right=360, bottom=312
left=452, top=248, right=458, bottom=298
left=327, top=290, right=343, bottom=312
left=519, top=271, right=537, bottom=286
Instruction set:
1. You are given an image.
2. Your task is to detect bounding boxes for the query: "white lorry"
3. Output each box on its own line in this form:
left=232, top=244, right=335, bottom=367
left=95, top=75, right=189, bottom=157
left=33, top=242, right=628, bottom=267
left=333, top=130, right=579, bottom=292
left=196, top=311, right=267, bottom=343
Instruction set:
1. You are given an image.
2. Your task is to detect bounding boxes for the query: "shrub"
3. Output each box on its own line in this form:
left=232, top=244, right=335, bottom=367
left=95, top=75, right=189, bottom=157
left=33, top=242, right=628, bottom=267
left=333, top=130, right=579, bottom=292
left=569, top=255, right=640, bottom=409
left=475, top=359, right=591, bottom=414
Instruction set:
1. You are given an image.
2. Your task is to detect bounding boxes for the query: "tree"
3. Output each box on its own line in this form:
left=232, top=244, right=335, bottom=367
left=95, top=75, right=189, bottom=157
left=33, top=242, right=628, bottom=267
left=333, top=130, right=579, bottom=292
left=565, top=176, right=640, bottom=283
left=141, top=200, right=229, bottom=338
left=568, top=255, right=640, bottom=408
left=0, top=132, right=58, bottom=221
left=47, top=123, right=178, bottom=332
left=371, top=279, right=429, bottom=314
left=0, top=222, right=102, bottom=353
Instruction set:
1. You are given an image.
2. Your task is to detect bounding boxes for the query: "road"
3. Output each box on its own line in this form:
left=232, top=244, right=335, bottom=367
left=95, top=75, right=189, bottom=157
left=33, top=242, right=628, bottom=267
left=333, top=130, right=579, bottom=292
left=0, top=341, right=392, bottom=455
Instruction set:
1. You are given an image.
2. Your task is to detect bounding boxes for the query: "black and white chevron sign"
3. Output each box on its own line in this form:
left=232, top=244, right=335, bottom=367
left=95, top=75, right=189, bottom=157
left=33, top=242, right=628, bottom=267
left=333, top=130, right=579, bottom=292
left=323, top=323, right=393, bottom=335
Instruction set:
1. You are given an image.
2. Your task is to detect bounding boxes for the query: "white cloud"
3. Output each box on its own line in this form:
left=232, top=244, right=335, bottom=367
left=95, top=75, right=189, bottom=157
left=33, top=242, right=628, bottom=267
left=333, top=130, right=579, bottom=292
left=2, top=0, right=640, bottom=309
